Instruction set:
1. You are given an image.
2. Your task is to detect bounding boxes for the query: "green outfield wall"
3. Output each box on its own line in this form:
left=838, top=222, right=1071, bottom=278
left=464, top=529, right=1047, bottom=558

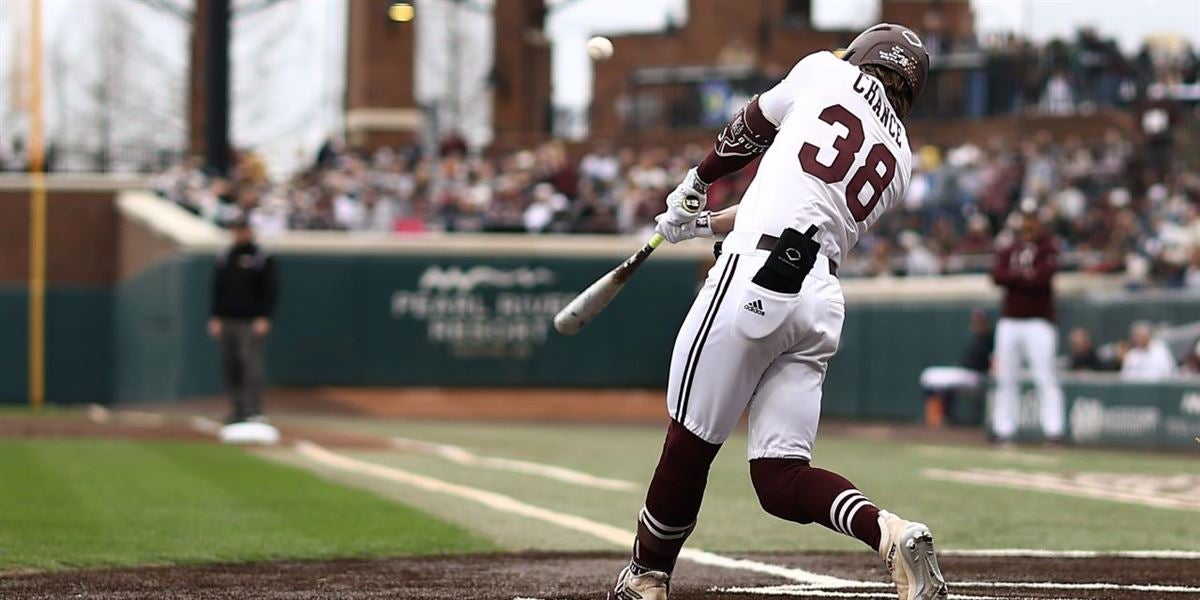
left=111, top=251, right=703, bottom=402
left=0, top=286, right=112, bottom=404
left=105, top=244, right=1200, bottom=424
left=988, top=375, right=1200, bottom=448
left=6, top=241, right=1199, bottom=419
left=826, top=294, right=1200, bottom=419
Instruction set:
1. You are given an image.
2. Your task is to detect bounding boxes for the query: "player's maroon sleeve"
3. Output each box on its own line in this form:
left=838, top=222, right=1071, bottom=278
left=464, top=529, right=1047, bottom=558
left=696, top=96, right=778, bottom=184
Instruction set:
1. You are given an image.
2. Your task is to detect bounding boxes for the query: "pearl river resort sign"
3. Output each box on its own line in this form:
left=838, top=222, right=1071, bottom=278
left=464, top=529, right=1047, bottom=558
left=391, top=265, right=577, bottom=358
left=366, top=254, right=692, bottom=387
left=992, top=378, right=1200, bottom=448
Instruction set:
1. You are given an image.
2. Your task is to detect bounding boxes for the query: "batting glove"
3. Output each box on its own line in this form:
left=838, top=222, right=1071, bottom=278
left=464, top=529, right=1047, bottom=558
left=655, top=210, right=713, bottom=244
left=661, top=167, right=710, bottom=226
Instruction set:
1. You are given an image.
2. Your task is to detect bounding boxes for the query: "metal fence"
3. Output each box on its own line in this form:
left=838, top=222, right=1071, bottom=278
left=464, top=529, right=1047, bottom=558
left=0, top=146, right=186, bottom=175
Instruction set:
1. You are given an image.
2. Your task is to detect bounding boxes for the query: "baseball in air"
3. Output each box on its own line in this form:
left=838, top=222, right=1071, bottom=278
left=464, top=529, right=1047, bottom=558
left=586, top=36, right=614, bottom=61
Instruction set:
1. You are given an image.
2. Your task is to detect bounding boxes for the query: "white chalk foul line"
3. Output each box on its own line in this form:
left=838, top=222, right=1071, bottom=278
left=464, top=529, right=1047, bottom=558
left=190, top=416, right=223, bottom=435
left=680, top=549, right=866, bottom=589
left=913, top=444, right=1061, bottom=466
left=390, top=435, right=637, bottom=492
left=293, top=441, right=861, bottom=588
left=720, top=578, right=1200, bottom=596
left=924, top=468, right=1200, bottom=512
left=944, top=548, right=1200, bottom=560
left=717, top=587, right=1074, bottom=600
left=86, top=405, right=167, bottom=428
left=955, top=580, right=1200, bottom=594
left=86, top=404, right=111, bottom=424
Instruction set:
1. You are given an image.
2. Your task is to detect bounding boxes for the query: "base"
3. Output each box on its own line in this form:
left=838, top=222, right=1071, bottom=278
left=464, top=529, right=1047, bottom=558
left=219, top=421, right=281, bottom=445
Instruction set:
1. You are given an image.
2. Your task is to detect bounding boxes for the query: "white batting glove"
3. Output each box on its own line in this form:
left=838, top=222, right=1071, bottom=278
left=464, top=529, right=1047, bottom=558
left=655, top=210, right=713, bottom=244
left=661, top=167, right=710, bottom=226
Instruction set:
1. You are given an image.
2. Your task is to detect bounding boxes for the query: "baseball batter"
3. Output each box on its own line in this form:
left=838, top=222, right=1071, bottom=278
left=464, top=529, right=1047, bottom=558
left=990, top=211, right=1063, bottom=443
left=608, top=24, right=947, bottom=600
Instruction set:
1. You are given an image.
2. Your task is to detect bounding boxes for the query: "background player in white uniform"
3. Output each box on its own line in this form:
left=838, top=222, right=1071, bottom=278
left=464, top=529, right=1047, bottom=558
left=608, top=24, right=947, bottom=600
left=990, top=210, right=1063, bottom=443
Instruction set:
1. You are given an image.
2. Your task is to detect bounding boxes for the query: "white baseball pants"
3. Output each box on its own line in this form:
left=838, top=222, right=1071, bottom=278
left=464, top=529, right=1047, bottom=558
left=992, top=317, right=1064, bottom=439
left=666, top=231, right=844, bottom=461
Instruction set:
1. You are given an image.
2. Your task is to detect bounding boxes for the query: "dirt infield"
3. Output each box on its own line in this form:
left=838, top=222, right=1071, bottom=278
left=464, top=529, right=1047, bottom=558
left=169, top=387, right=675, bottom=424
left=0, top=410, right=390, bottom=450
left=166, top=388, right=994, bottom=446
left=0, top=413, right=213, bottom=443
left=2, top=551, right=1196, bottom=599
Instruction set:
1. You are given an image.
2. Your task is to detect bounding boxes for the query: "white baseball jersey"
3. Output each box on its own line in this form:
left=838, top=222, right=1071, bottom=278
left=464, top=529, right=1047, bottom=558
left=666, top=53, right=915, bottom=460
left=734, top=51, right=913, bottom=266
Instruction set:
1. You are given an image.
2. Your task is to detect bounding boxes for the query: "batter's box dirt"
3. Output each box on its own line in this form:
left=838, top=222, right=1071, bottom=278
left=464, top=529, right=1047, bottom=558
left=2, top=552, right=1197, bottom=600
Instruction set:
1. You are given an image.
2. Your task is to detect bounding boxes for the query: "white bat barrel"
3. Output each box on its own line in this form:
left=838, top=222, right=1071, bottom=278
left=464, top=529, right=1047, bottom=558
left=553, top=271, right=625, bottom=335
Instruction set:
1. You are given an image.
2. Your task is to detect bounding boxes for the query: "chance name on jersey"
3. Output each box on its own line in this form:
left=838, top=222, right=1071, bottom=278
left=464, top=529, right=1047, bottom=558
left=851, top=71, right=905, bottom=147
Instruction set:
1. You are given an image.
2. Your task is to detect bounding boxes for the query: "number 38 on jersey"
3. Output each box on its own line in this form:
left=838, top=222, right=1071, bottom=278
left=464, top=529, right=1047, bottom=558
left=797, top=104, right=898, bottom=223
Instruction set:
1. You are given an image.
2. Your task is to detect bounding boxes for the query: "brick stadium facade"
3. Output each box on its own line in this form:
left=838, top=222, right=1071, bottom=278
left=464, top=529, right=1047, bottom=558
left=344, top=0, right=422, bottom=150
left=189, top=0, right=1122, bottom=154
left=588, top=0, right=972, bottom=146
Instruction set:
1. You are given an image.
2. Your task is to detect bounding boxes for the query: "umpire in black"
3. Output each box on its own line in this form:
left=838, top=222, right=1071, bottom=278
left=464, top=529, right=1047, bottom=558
left=207, top=219, right=278, bottom=423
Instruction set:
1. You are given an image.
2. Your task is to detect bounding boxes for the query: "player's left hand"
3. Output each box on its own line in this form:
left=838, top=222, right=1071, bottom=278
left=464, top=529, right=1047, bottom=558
left=661, top=167, right=710, bottom=226
left=655, top=210, right=713, bottom=244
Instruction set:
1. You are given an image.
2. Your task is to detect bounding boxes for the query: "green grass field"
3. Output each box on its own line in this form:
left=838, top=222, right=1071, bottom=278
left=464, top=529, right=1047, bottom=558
left=0, top=438, right=493, bottom=570
left=272, top=417, right=1200, bottom=553
left=2, top=411, right=1197, bottom=574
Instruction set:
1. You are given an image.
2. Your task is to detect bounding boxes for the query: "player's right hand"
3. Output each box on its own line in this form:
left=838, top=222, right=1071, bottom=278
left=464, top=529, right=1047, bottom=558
left=661, top=167, right=709, bottom=226
left=655, top=210, right=713, bottom=244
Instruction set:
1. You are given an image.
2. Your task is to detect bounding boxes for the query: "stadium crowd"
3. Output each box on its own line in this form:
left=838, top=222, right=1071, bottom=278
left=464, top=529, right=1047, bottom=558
left=153, top=127, right=1200, bottom=285
left=916, top=25, right=1198, bottom=119
left=1066, top=322, right=1200, bottom=380
left=142, top=26, right=1200, bottom=283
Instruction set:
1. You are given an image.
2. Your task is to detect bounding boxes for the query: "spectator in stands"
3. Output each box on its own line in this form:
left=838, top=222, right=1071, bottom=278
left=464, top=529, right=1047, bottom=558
left=1180, top=238, right=1200, bottom=289
left=208, top=219, right=279, bottom=424
left=580, top=141, right=621, bottom=194
left=919, top=308, right=994, bottom=427
left=154, top=99, right=1200, bottom=290
left=314, top=136, right=344, bottom=170
left=1181, top=340, right=1200, bottom=375
left=1, top=137, right=27, bottom=172
left=523, top=182, right=568, bottom=233
left=1120, top=321, right=1177, bottom=381
left=1067, top=327, right=1104, bottom=371
left=899, top=230, right=940, bottom=276
left=1040, top=69, right=1076, bottom=116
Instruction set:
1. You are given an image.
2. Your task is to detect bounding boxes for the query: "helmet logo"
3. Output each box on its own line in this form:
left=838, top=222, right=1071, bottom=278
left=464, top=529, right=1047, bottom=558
left=880, top=45, right=912, bottom=67
left=901, top=30, right=923, bottom=47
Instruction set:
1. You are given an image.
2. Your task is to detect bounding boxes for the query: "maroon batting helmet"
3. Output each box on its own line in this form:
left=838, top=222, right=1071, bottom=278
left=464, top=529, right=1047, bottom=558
left=841, top=23, right=930, bottom=104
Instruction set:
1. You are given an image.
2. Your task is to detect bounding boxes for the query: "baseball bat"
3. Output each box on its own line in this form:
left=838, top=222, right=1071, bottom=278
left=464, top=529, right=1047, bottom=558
left=553, top=233, right=665, bottom=335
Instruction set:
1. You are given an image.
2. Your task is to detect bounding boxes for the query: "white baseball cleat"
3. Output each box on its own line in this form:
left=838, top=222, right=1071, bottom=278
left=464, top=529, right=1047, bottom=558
left=607, top=564, right=670, bottom=600
left=877, top=510, right=948, bottom=600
